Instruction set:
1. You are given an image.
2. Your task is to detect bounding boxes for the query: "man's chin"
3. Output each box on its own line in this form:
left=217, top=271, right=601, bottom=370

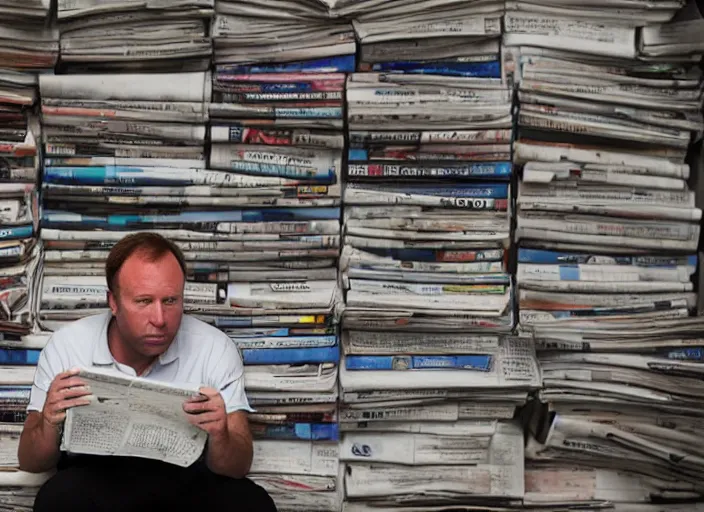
left=141, top=337, right=171, bottom=353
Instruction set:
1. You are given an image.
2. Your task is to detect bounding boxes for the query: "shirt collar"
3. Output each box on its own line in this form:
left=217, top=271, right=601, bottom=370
left=92, top=312, right=181, bottom=367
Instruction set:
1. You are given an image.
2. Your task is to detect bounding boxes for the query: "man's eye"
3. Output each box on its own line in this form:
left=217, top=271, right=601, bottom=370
left=137, top=298, right=151, bottom=304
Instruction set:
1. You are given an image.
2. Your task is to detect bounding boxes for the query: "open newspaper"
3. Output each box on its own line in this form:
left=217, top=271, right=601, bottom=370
left=61, top=368, right=208, bottom=467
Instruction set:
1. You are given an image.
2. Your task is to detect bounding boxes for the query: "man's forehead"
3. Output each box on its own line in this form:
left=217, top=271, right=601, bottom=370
left=121, top=250, right=180, bottom=271
left=115, top=251, right=184, bottom=291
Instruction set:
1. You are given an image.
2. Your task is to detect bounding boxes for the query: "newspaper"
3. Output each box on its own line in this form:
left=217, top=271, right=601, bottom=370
left=339, top=336, right=541, bottom=392
left=55, top=0, right=213, bottom=73
left=344, top=422, right=525, bottom=502
left=0, top=425, right=21, bottom=468
left=0, top=470, right=52, bottom=512
left=639, top=0, right=704, bottom=58
left=39, top=72, right=211, bottom=103
left=61, top=368, right=207, bottom=467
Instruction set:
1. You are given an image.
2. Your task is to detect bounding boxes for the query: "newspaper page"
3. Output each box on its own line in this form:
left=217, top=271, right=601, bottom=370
left=61, top=368, right=208, bottom=467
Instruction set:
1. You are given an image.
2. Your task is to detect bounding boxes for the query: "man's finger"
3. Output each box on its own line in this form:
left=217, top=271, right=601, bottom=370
left=54, top=376, right=87, bottom=390
left=54, top=397, right=92, bottom=412
left=58, top=386, right=91, bottom=400
left=183, top=400, right=217, bottom=414
left=186, top=411, right=222, bottom=426
left=46, top=385, right=88, bottom=405
left=55, top=368, right=81, bottom=381
left=185, top=393, right=209, bottom=403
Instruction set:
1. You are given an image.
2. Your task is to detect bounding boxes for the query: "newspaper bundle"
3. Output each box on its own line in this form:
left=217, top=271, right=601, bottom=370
left=505, top=0, right=704, bottom=508
left=338, top=3, right=533, bottom=505
left=36, top=71, right=223, bottom=330
left=0, top=0, right=49, bottom=23
left=213, top=0, right=354, bottom=66
left=343, top=71, right=514, bottom=334
left=639, top=0, right=704, bottom=60
left=349, top=0, right=503, bottom=79
left=523, top=318, right=704, bottom=508
left=0, top=2, right=53, bottom=343
left=339, top=335, right=540, bottom=509
left=0, top=468, right=52, bottom=512
left=55, top=0, right=214, bottom=73
left=0, top=2, right=56, bottom=507
left=208, top=2, right=352, bottom=510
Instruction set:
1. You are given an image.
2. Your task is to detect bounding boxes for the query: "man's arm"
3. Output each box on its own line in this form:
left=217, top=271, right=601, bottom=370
left=18, top=412, right=62, bottom=473
left=206, top=410, right=253, bottom=478
left=18, top=369, right=91, bottom=473
left=183, top=387, right=253, bottom=478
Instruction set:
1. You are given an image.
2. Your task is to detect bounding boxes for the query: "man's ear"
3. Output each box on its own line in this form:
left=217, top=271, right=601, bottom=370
left=107, top=290, right=118, bottom=316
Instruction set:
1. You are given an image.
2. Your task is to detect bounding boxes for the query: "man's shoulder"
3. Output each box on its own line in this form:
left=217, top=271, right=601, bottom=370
left=45, top=312, right=110, bottom=355
left=178, top=315, right=231, bottom=351
left=51, top=312, right=109, bottom=337
left=49, top=312, right=109, bottom=343
left=174, top=316, right=244, bottom=386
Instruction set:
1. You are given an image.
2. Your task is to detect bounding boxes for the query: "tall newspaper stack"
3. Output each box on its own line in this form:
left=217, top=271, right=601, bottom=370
left=55, top=0, right=213, bottom=73
left=209, top=1, right=353, bottom=509
left=0, top=0, right=58, bottom=509
left=504, top=0, right=704, bottom=508
left=337, top=2, right=541, bottom=510
left=36, top=71, right=224, bottom=333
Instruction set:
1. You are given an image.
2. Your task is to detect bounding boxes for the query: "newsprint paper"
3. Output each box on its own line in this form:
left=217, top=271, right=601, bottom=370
left=60, top=368, right=207, bottom=467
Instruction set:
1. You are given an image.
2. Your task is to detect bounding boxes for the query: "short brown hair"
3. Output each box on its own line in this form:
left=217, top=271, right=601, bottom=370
left=105, top=232, right=187, bottom=294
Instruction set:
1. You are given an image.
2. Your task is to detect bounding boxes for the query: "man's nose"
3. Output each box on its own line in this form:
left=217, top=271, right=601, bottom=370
left=150, top=302, right=166, bottom=326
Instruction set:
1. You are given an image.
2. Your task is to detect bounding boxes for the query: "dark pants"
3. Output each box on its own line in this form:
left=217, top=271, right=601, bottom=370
left=33, top=454, right=277, bottom=512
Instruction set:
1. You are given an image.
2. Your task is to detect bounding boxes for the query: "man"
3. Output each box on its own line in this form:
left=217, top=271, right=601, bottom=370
left=18, top=232, right=277, bottom=512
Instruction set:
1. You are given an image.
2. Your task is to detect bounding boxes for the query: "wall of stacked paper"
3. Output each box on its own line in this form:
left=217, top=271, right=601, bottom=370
left=30, top=0, right=224, bottom=496
left=337, top=1, right=542, bottom=510
left=208, top=0, right=353, bottom=509
left=37, top=0, right=220, bottom=331
left=36, top=4, right=345, bottom=511
left=2, top=0, right=704, bottom=510
left=504, top=0, right=704, bottom=508
left=0, top=0, right=57, bottom=509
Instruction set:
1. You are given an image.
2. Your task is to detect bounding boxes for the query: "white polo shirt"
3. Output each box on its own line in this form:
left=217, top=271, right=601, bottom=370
left=27, top=312, right=253, bottom=414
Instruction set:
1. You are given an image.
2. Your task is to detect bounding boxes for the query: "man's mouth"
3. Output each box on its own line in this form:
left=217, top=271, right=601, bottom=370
left=144, top=335, right=167, bottom=344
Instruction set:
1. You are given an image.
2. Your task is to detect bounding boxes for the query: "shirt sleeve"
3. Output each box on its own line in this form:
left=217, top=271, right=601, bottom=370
left=27, top=336, right=64, bottom=413
left=206, top=335, right=254, bottom=414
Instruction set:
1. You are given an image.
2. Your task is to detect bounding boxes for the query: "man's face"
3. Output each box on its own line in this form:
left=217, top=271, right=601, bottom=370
left=107, top=250, right=185, bottom=359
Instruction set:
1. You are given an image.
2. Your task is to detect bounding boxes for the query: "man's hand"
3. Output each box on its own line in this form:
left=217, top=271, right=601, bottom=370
left=42, top=368, right=92, bottom=429
left=183, top=388, right=253, bottom=478
left=183, top=387, right=228, bottom=439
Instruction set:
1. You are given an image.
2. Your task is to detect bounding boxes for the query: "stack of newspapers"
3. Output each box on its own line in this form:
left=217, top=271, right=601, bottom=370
left=505, top=0, right=704, bottom=508
left=341, top=1, right=513, bottom=334
left=0, top=0, right=57, bottom=507
left=37, top=71, right=223, bottom=331
left=209, top=2, right=353, bottom=510
left=347, top=0, right=504, bottom=76
left=342, top=78, right=515, bottom=337
left=338, top=334, right=541, bottom=510
left=639, top=0, right=704, bottom=60
left=338, top=2, right=536, bottom=508
left=0, top=470, right=52, bottom=512
left=55, top=0, right=214, bottom=73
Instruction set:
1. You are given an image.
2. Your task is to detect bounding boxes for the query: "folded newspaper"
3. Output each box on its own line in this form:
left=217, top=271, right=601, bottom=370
left=61, top=368, right=208, bottom=467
